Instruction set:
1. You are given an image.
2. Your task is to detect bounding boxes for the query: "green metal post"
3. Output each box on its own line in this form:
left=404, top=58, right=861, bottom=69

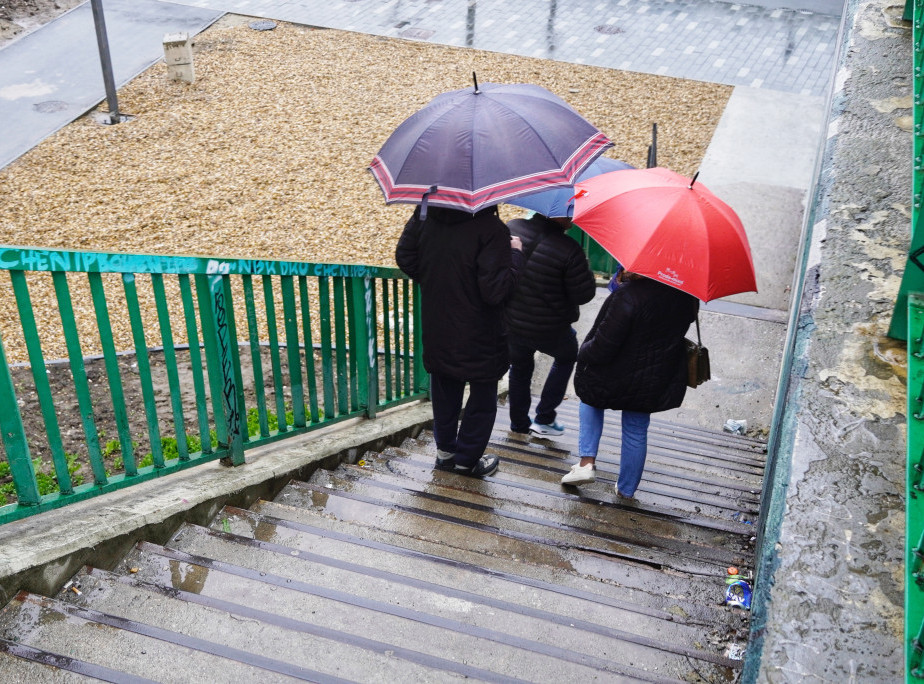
left=88, top=272, right=135, bottom=475
left=333, top=277, right=349, bottom=416
left=178, top=274, right=212, bottom=454
left=151, top=274, right=189, bottom=461
left=298, top=277, right=320, bottom=423
left=281, top=275, right=306, bottom=427
left=9, top=271, right=72, bottom=493
left=195, top=274, right=229, bottom=450
left=318, top=276, right=336, bottom=420
left=54, top=272, right=106, bottom=484
left=891, top=0, right=924, bottom=339
left=242, top=275, right=270, bottom=439
left=208, top=272, right=244, bottom=466
left=122, top=273, right=163, bottom=470
left=262, top=275, right=288, bottom=431
left=909, top=293, right=924, bottom=680
left=0, top=328, right=40, bottom=506
left=382, top=279, right=393, bottom=401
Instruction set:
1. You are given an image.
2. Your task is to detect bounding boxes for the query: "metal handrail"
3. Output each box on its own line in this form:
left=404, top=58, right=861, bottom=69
left=0, top=246, right=427, bottom=524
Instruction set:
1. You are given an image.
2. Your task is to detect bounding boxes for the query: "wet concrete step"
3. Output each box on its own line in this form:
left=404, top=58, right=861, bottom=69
left=491, top=430, right=764, bottom=503
left=212, top=504, right=734, bottom=641
left=367, top=446, right=754, bottom=551
left=229, top=497, right=743, bottom=630
left=56, top=563, right=482, bottom=683
left=0, top=591, right=309, bottom=682
left=0, top=643, right=109, bottom=682
left=307, top=460, right=751, bottom=575
left=385, top=437, right=760, bottom=528
left=149, top=523, right=722, bottom=681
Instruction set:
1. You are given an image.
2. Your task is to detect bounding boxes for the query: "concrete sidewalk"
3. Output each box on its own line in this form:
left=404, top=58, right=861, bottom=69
left=0, top=0, right=222, bottom=170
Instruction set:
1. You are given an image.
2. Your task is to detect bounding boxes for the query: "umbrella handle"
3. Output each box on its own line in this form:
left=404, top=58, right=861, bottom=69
left=419, top=185, right=439, bottom=221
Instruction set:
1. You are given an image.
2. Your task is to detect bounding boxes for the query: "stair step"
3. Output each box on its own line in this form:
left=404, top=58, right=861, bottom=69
left=211, top=504, right=723, bottom=632
left=146, top=527, right=719, bottom=681
left=317, top=460, right=752, bottom=572
left=0, top=640, right=116, bottom=682
left=226, top=498, right=743, bottom=629
left=57, top=565, right=482, bottom=683
left=0, top=591, right=310, bottom=682
left=380, top=442, right=760, bottom=529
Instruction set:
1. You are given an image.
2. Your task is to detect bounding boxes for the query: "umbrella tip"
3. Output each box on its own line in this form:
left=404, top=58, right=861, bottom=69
left=472, top=71, right=480, bottom=94
left=688, top=171, right=700, bottom=189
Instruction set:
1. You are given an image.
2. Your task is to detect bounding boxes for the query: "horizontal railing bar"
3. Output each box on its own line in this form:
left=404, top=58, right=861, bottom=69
left=0, top=246, right=405, bottom=279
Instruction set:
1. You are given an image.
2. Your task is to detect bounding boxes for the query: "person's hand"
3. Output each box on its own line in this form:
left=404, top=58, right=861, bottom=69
left=511, top=236, right=523, bottom=251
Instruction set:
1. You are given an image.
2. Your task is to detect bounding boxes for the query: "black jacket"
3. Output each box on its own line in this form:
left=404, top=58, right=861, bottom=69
left=574, top=278, right=699, bottom=413
left=395, top=206, right=523, bottom=381
left=505, top=215, right=597, bottom=341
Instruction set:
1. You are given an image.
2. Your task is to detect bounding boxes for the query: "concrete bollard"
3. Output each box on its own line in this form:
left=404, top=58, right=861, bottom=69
left=163, top=32, right=194, bottom=83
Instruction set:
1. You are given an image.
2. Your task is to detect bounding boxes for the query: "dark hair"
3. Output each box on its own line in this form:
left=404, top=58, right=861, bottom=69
left=617, top=270, right=643, bottom=284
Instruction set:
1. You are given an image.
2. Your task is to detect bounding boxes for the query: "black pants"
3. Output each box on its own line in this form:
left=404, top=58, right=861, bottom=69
left=429, top=373, right=498, bottom=468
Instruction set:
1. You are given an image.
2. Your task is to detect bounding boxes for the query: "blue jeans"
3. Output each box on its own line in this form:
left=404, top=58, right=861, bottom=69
left=578, top=402, right=651, bottom=497
left=508, top=328, right=578, bottom=432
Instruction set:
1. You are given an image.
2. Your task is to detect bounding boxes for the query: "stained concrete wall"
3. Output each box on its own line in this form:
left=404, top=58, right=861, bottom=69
left=747, top=0, right=910, bottom=679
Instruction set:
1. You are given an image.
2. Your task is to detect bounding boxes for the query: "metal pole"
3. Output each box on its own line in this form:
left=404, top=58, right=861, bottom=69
left=89, top=0, right=120, bottom=124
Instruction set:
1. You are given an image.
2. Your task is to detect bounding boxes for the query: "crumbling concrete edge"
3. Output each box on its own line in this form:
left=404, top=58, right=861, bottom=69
left=741, top=0, right=852, bottom=679
left=0, top=401, right=433, bottom=607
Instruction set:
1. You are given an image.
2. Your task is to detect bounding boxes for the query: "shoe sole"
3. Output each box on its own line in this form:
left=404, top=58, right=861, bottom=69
left=530, top=428, right=564, bottom=436
left=561, top=476, right=595, bottom=485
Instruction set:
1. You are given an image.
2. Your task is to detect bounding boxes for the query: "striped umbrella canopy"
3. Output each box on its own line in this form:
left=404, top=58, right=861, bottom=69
left=369, top=79, right=612, bottom=215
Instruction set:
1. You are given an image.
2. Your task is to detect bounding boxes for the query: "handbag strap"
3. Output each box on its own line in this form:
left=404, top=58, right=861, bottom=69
left=694, top=313, right=702, bottom=345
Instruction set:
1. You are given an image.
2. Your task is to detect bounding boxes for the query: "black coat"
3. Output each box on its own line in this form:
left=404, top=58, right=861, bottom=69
left=505, top=215, right=597, bottom=341
left=574, top=278, right=699, bottom=413
left=395, top=206, right=523, bottom=382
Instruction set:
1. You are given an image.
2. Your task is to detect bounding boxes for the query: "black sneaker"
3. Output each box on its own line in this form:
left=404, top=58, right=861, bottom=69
left=434, top=450, right=456, bottom=471
left=454, top=454, right=500, bottom=478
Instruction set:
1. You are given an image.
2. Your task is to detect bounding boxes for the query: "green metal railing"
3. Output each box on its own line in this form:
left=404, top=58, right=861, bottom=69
left=0, top=246, right=427, bottom=524
left=891, top=0, right=924, bottom=340
left=908, top=0, right=924, bottom=679
left=909, top=294, right=924, bottom=679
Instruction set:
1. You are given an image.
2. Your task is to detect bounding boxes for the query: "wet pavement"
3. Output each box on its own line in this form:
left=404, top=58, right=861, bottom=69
left=0, top=0, right=222, bottom=170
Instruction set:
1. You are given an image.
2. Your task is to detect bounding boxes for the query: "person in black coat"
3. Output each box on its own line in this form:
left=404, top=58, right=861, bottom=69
left=505, top=213, right=597, bottom=436
left=395, top=204, right=524, bottom=477
left=560, top=272, right=699, bottom=497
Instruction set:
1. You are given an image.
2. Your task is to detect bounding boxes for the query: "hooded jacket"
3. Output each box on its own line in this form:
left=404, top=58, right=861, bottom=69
left=574, top=277, right=699, bottom=413
left=505, top=215, right=597, bottom=342
left=395, top=205, right=523, bottom=381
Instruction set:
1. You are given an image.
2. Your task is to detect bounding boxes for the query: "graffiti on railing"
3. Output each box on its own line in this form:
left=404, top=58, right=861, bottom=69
left=210, top=276, right=241, bottom=447
left=206, top=258, right=379, bottom=279
left=0, top=248, right=198, bottom=274
left=0, top=247, right=403, bottom=281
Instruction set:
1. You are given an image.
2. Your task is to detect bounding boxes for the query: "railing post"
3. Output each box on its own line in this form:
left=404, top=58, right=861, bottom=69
left=206, top=268, right=244, bottom=466
left=908, top=292, right=924, bottom=679
left=0, top=328, right=40, bottom=506
left=411, top=282, right=428, bottom=394
left=349, top=275, right=378, bottom=418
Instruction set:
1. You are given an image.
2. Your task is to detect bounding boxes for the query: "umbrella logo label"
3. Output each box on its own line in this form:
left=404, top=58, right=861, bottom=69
left=657, top=267, right=684, bottom=287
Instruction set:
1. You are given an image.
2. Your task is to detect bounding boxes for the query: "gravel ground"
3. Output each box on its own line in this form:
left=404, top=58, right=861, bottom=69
left=0, top=18, right=731, bottom=362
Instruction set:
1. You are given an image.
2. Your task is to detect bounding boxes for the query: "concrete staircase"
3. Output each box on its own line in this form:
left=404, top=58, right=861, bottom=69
left=0, top=399, right=764, bottom=682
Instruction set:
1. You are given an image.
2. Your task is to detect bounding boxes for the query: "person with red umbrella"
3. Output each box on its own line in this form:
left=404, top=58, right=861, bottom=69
left=560, top=269, right=699, bottom=494
left=560, top=167, right=756, bottom=494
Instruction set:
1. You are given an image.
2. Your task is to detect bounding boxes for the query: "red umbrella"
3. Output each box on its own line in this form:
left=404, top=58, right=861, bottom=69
left=571, top=167, right=757, bottom=302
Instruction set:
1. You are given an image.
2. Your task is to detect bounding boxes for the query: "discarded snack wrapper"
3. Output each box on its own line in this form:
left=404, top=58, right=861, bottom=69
left=725, top=579, right=752, bottom=609
left=723, top=419, right=747, bottom=434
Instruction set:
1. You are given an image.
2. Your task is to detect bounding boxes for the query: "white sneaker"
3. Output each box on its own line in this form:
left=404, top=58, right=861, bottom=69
left=561, top=463, right=595, bottom=485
